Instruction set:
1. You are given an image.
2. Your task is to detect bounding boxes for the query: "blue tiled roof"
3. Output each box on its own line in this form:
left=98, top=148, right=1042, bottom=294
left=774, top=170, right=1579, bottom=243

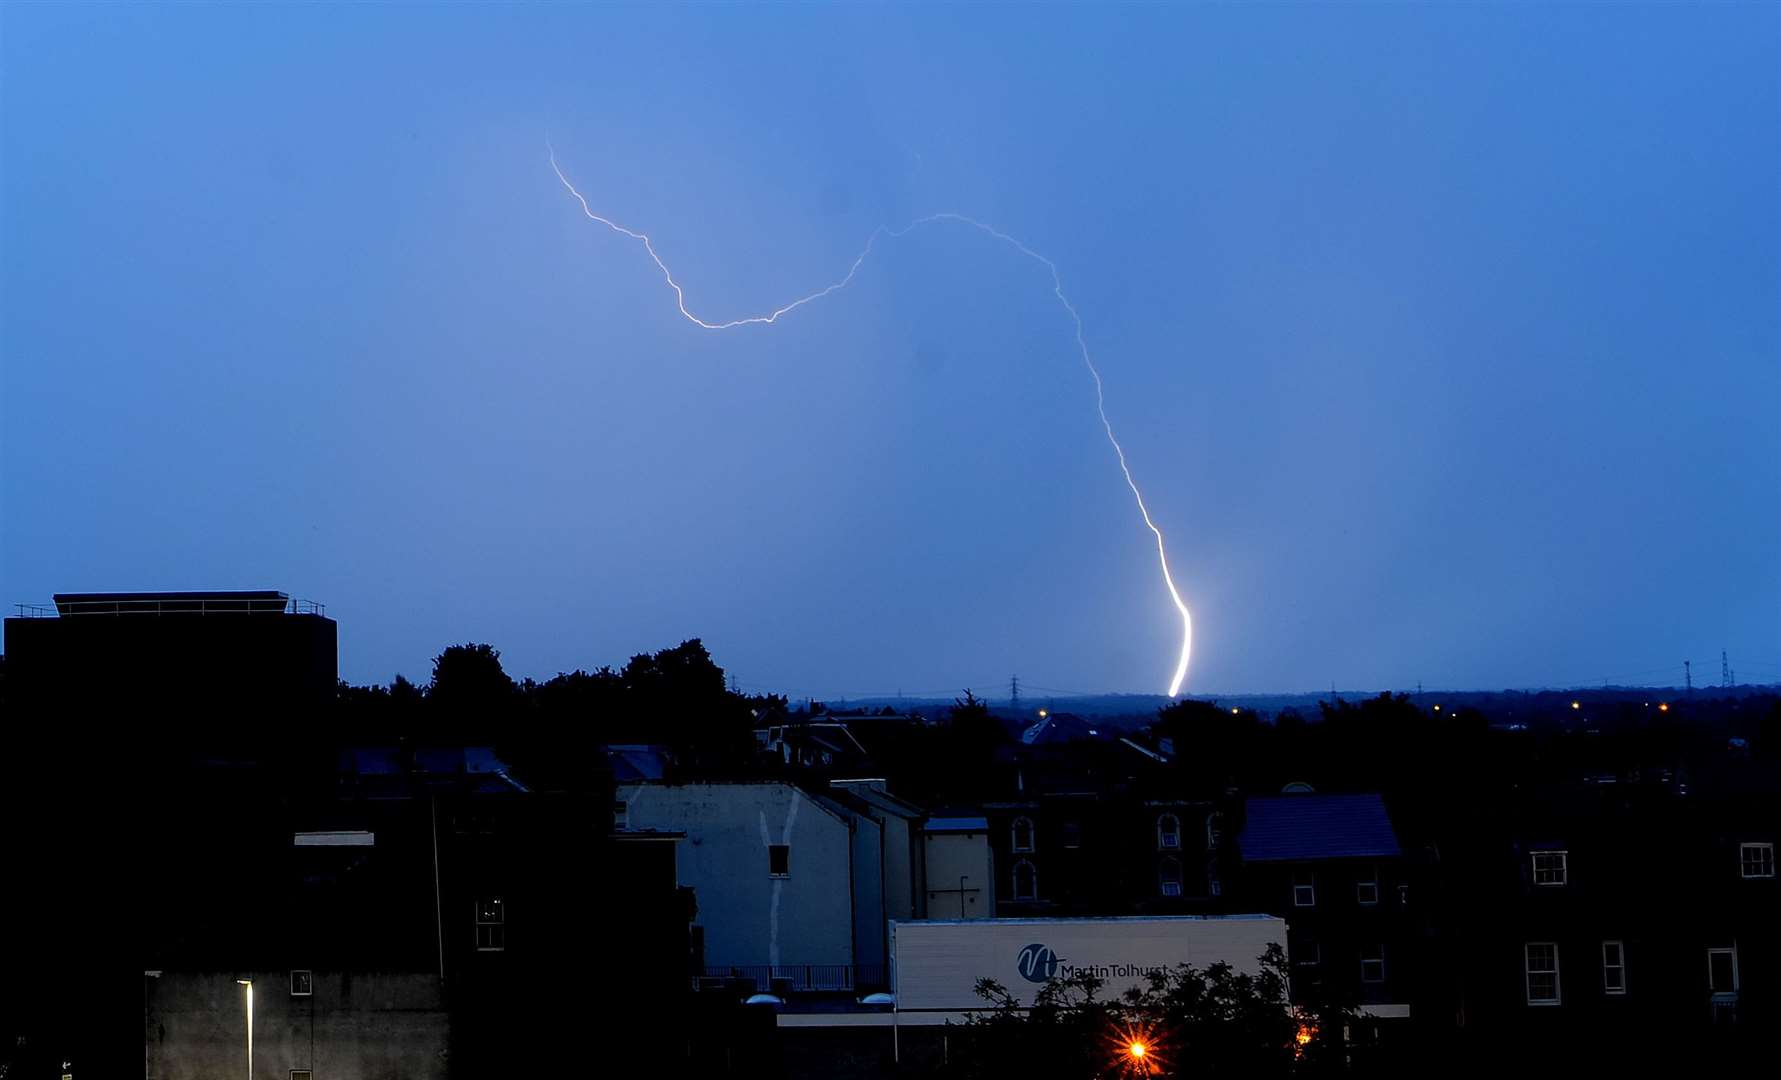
left=1238, top=794, right=1401, bottom=862
left=925, top=816, right=990, bottom=833
left=607, top=744, right=668, bottom=782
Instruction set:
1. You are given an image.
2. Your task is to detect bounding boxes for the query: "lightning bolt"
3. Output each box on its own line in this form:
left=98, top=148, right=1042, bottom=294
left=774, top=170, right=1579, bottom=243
left=549, top=146, right=1193, bottom=697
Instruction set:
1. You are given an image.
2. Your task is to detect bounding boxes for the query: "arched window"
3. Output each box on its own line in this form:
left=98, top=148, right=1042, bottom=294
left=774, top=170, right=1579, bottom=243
left=1157, top=814, right=1180, bottom=850
left=1012, top=816, right=1035, bottom=853
left=1158, top=857, right=1183, bottom=897
left=1013, top=859, right=1038, bottom=901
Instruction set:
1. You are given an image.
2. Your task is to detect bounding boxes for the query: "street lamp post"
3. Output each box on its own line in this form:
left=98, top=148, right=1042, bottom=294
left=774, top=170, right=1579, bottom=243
left=235, top=979, right=253, bottom=1080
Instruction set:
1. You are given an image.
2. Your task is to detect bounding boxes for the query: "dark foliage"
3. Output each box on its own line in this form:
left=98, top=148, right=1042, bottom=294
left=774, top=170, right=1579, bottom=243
left=937, top=944, right=1357, bottom=1080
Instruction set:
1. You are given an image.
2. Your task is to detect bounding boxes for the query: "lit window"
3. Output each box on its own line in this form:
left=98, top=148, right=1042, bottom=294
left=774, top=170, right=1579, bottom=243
left=1156, top=814, right=1180, bottom=851
left=1740, top=843, right=1774, bottom=879
left=1293, top=869, right=1316, bottom=907
left=1602, top=941, right=1626, bottom=995
left=1531, top=850, right=1568, bottom=886
left=1062, top=822, right=1082, bottom=849
left=289, top=970, right=312, bottom=997
left=1012, top=859, right=1038, bottom=901
left=475, top=897, right=505, bottom=951
left=1360, top=944, right=1386, bottom=984
left=1159, top=857, right=1183, bottom=898
left=1356, top=867, right=1379, bottom=906
left=1012, top=817, right=1035, bottom=853
left=1525, top=943, right=1560, bottom=1005
left=1708, top=946, right=1738, bottom=995
left=768, top=844, right=790, bottom=878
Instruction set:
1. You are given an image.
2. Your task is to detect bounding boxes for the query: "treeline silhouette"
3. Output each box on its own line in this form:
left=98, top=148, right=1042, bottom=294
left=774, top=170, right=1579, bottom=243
left=330, top=638, right=1781, bottom=829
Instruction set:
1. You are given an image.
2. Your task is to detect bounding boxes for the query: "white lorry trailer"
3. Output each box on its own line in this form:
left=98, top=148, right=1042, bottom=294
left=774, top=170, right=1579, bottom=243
left=890, top=915, right=1287, bottom=1019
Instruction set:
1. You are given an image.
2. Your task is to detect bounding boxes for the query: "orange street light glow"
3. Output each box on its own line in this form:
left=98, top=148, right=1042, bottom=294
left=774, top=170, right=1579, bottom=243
left=1108, top=1022, right=1164, bottom=1076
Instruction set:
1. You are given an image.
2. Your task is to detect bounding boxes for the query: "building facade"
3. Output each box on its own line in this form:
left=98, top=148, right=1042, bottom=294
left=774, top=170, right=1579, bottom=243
left=623, top=780, right=895, bottom=988
left=1233, top=793, right=1416, bottom=1019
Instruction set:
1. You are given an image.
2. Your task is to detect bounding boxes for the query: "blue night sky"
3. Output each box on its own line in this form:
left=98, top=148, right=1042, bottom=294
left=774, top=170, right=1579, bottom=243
left=3, top=4, right=1777, bottom=697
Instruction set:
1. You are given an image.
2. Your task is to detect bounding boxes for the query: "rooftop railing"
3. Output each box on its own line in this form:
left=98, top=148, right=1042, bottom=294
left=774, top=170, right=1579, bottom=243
left=13, top=597, right=326, bottom=618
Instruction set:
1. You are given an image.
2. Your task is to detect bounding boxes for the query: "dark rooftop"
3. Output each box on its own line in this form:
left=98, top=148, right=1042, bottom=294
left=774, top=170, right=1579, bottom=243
left=1238, top=793, right=1402, bottom=862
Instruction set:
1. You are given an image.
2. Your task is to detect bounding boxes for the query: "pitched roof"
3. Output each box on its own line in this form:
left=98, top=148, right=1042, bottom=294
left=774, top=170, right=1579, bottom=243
left=606, top=744, right=668, bottom=782
left=925, top=816, right=990, bottom=834
left=1238, top=793, right=1402, bottom=862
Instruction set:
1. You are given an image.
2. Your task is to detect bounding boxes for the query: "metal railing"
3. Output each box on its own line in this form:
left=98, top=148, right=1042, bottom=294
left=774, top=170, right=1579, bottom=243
left=697, top=964, right=889, bottom=994
left=13, top=597, right=326, bottom=618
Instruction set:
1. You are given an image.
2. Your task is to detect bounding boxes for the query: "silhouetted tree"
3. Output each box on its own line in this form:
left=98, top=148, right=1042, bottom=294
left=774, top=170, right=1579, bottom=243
left=1153, top=699, right=1266, bottom=793
left=428, top=644, right=516, bottom=727
left=940, top=944, right=1356, bottom=1079
left=391, top=672, right=424, bottom=706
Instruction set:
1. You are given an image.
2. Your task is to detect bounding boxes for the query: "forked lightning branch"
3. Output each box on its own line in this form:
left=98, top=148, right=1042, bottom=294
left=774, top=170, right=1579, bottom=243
left=549, top=146, right=1194, bottom=696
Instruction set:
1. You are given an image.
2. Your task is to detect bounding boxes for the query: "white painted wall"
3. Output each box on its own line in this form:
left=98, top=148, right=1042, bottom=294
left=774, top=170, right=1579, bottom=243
left=624, top=782, right=856, bottom=967
left=923, top=831, right=995, bottom=920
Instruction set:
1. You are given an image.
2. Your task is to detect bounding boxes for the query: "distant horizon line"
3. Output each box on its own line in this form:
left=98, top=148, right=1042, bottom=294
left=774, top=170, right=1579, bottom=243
left=669, top=680, right=1779, bottom=703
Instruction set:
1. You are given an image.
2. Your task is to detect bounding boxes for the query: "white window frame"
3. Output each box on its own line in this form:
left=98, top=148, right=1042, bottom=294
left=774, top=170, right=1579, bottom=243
left=1739, top=842, right=1775, bottom=879
left=1012, top=858, right=1038, bottom=901
left=1525, top=942, right=1561, bottom=1005
left=474, top=897, right=505, bottom=952
left=768, top=843, right=791, bottom=879
left=1156, top=814, right=1181, bottom=851
left=1295, top=939, right=1321, bottom=967
left=1601, top=941, right=1626, bottom=996
left=1356, top=866, right=1380, bottom=906
left=1158, top=856, right=1183, bottom=898
left=1360, top=943, right=1386, bottom=984
left=1531, top=850, right=1568, bottom=887
left=1011, top=816, right=1035, bottom=854
left=1292, top=869, right=1316, bottom=908
left=289, top=969, right=313, bottom=997
left=1707, top=945, right=1739, bottom=995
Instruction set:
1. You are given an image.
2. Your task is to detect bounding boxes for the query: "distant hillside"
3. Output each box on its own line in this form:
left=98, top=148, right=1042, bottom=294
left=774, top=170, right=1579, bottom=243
left=828, top=684, right=1778, bottom=727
